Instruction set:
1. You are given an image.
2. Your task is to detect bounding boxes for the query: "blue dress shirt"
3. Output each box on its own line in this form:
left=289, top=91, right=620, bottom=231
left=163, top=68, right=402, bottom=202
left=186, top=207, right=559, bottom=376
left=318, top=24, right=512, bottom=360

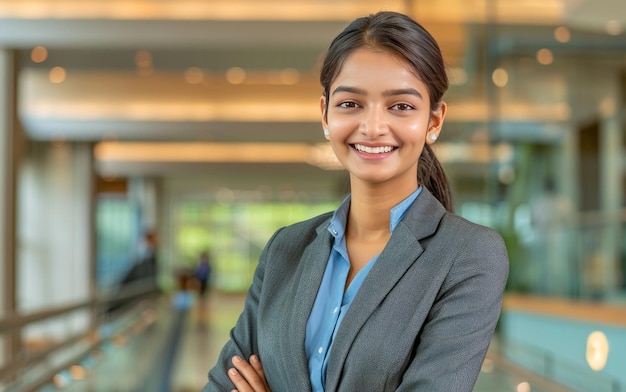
left=305, top=187, right=422, bottom=392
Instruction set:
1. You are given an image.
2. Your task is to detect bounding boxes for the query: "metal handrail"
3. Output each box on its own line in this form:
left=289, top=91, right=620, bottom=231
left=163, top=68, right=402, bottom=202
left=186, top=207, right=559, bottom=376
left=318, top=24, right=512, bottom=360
left=0, top=331, right=87, bottom=381
left=0, top=278, right=160, bottom=389
left=0, top=302, right=90, bottom=334
left=0, top=278, right=157, bottom=333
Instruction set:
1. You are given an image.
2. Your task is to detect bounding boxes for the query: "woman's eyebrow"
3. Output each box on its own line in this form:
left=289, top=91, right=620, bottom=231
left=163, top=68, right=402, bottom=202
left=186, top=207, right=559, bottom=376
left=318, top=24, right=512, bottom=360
left=331, top=86, right=423, bottom=100
left=383, top=88, right=423, bottom=99
left=331, top=86, right=366, bottom=96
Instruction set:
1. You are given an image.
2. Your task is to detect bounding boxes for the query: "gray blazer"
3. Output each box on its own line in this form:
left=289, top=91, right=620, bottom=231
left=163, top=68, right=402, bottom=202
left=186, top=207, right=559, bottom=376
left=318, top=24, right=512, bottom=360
left=203, top=189, right=509, bottom=391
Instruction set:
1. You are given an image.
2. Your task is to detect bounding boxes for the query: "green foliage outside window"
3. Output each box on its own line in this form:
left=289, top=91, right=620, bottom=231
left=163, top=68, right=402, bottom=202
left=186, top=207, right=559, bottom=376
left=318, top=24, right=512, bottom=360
left=173, top=201, right=338, bottom=292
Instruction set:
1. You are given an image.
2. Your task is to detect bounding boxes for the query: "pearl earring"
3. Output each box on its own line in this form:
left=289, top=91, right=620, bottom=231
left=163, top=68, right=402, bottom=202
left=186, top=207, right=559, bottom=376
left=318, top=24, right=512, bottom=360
left=323, top=128, right=330, bottom=137
left=429, top=133, right=437, bottom=141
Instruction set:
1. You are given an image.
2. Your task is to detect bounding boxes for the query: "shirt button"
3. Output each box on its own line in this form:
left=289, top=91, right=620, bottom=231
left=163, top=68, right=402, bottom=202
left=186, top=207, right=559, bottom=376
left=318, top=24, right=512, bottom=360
left=332, top=307, right=339, bottom=314
left=318, top=347, right=323, bottom=354
left=332, top=229, right=338, bottom=235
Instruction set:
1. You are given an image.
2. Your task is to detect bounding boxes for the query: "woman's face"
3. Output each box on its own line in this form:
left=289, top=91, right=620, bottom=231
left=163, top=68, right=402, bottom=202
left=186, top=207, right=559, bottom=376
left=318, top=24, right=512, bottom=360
left=321, top=48, right=446, bottom=187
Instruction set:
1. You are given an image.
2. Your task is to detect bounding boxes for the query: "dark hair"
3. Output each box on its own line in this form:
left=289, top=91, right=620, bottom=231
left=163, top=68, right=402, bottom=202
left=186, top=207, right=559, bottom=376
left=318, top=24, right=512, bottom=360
left=319, top=11, right=453, bottom=211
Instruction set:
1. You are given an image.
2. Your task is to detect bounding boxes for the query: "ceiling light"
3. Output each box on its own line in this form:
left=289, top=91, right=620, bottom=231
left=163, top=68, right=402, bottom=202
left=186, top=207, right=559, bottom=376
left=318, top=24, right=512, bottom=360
left=134, top=50, right=152, bottom=68
left=605, top=20, right=623, bottom=36
left=554, top=26, right=570, bottom=43
left=536, top=48, right=553, bottom=65
left=280, top=68, right=300, bottom=85
left=184, top=67, right=204, bottom=84
left=48, top=66, right=66, bottom=83
left=226, top=67, right=246, bottom=84
left=30, top=46, right=48, bottom=63
left=492, top=68, right=508, bottom=87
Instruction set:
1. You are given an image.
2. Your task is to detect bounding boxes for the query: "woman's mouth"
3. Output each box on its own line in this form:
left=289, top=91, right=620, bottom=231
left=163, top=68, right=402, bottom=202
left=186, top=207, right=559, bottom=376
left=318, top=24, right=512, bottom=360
left=351, top=144, right=398, bottom=154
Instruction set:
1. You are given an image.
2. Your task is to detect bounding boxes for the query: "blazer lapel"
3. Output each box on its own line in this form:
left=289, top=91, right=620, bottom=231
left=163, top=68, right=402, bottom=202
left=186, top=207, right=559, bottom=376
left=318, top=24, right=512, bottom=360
left=324, top=189, right=446, bottom=390
left=286, top=220, right=334, bottom=391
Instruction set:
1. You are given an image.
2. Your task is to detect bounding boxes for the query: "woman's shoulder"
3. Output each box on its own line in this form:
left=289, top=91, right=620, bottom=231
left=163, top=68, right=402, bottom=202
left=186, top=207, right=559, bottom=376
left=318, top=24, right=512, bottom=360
left=438, top=212, right=508, bottom=258
left=262, top=211, right=333, bottom=260
left=277, top=211, right=334, bottom=237
left=441, top=211, right=502, bottom=237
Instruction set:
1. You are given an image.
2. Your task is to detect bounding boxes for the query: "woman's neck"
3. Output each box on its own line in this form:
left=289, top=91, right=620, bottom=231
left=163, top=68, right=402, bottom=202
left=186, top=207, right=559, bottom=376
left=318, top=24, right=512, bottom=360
left=347, top=179, right=418, bottom=241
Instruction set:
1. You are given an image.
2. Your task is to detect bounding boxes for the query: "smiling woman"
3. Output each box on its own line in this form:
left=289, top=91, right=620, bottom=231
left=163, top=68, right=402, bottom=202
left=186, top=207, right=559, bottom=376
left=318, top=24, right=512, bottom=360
left=202, top=11, right=509, bottom=392
left=321, top=49, right=445, bottom=194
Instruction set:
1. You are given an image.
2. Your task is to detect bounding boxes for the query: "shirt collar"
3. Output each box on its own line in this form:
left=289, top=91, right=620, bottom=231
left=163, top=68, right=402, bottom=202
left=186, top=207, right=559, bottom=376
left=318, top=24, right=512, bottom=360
left=327, top=186, right=422, bottom=239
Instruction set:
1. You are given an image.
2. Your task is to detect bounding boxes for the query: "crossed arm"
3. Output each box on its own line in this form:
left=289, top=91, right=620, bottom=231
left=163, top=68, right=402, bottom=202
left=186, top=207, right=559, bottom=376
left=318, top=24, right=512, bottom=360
left=227, top=354, right=271, bottom=392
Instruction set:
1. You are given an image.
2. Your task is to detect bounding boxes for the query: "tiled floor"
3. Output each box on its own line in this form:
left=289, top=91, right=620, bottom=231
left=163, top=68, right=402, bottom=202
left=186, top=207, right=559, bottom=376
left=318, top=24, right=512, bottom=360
left=172, top=292, right=246, bottom=391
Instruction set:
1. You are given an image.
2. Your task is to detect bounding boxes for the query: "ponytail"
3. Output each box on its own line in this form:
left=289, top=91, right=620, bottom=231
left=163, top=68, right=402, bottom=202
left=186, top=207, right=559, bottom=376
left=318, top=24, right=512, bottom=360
left=418, top=144, right=453, bottom=212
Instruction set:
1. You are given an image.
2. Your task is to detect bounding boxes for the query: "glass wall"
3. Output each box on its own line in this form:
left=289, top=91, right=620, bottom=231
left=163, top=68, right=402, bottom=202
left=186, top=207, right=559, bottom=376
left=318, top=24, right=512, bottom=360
left=483, top=22, right=626, bottom=302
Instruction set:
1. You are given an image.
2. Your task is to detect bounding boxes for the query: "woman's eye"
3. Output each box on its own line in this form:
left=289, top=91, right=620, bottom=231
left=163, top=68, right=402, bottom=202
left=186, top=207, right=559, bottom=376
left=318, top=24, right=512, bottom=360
left=391, top=103, right=414, bottom=111
left=338, top=101, right=359, bottom=108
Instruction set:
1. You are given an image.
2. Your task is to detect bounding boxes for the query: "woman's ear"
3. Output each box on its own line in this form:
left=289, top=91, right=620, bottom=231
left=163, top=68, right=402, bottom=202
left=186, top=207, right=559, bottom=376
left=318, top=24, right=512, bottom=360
left=426, top=101, right=447, bottom=144
left=320, top=95, right=330, bottom=139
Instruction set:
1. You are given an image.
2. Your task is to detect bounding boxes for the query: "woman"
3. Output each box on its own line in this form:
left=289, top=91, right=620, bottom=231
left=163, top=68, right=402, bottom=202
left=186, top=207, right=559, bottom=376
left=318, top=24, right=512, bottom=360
left=203, top=11, right=509, bottom=392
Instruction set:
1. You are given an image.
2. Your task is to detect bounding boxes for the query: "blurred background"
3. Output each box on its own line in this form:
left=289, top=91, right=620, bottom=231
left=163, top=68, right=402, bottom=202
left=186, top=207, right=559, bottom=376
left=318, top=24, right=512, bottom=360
left=0, top=0, right=624, bottom=391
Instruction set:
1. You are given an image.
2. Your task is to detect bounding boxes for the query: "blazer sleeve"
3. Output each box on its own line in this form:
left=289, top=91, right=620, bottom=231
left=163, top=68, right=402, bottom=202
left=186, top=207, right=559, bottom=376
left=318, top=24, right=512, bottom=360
left=396, top=226, right=509, bottom=392
left=201, top=228, right=282, bottom=392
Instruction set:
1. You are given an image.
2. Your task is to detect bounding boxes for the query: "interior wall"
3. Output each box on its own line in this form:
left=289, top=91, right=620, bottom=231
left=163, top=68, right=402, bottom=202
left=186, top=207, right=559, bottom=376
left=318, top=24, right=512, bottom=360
left=17, top=141, right=94, bottom=341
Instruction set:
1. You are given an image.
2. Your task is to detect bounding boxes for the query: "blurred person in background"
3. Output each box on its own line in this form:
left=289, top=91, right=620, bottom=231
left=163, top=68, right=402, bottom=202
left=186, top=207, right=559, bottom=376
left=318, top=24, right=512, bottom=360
left=203, top=11, right=509, bottom=392
left=195, top=250, right=213, bottom=300
left=191, top=250, right=213, bottom=327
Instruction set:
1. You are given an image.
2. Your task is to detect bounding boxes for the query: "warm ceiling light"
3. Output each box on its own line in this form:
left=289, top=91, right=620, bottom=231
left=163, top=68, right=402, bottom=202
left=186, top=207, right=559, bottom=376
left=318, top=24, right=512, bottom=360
left=605, top=20, right=623, bottom=36
left=536, top=48, right=553, bottom=65
left=49, top=66, right=66, bottom=83
left=492, top=68, right=508, bottom=87
left=226, top=67, right=246, bottom=84
left=94, top=141, right=344, bottom=170
left=0, top=0, right=407, bottom=21
left=135, top=50, right=153, bottom=68
left=30, top=46, right=48, bottom=63
left=554, top=26, right=570, bottom=43
left=280, top=68, right=300, bottom=85
left=184, top=67, right=204, bottom=84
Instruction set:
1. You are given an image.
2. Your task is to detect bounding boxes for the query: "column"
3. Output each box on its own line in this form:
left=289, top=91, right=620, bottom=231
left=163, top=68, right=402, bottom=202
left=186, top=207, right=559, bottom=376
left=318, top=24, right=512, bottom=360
left=560, top=122, right=579, bottom=296
left=599, top=77, right=623, bottom=295
left=0, top=48, right=22, bottom=371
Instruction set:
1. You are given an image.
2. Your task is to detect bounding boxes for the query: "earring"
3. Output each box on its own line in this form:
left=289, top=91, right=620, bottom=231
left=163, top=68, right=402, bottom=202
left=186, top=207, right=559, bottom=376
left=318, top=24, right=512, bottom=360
left=323, top=128, right=330, bottom=137
left=429, top=133, right=437, bottom=141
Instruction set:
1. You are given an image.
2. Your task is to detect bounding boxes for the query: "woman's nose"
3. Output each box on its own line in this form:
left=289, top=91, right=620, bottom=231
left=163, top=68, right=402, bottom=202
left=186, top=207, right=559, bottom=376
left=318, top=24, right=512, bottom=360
left=360, top=107, right=388, bottom=137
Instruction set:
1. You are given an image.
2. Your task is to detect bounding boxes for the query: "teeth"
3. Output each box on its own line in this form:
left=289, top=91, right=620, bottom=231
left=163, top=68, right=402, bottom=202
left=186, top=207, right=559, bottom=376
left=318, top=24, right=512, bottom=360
left=354, top=144, right=395, bottom=154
